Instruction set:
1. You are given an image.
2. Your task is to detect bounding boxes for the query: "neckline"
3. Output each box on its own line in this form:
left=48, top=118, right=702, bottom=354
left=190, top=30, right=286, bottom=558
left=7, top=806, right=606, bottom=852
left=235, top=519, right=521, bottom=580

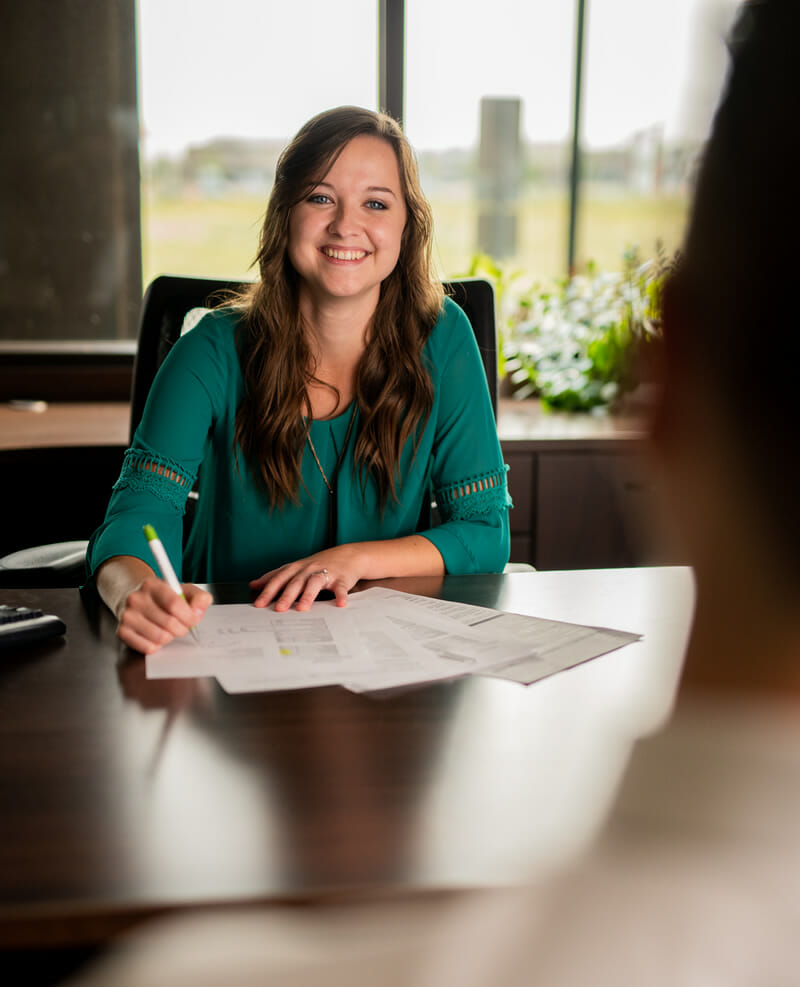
left=306, top=401, right=356, bottom=427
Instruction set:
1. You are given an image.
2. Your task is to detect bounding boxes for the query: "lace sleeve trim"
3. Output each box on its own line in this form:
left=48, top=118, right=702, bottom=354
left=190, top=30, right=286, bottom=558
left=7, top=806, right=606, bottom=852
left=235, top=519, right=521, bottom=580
left=113, top=448, right=197, bottom=512
left=435, top=465, right=513, bottom=522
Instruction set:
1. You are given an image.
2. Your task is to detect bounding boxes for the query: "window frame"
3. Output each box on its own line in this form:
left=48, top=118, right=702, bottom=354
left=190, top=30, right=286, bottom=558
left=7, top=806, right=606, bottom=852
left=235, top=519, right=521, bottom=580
left=1, top=0, right=588, bottom=404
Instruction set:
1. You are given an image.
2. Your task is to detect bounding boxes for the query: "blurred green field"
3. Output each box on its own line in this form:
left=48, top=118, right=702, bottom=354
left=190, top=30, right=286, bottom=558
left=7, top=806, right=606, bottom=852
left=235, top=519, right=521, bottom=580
left=141, top=185, right=688, bottom=290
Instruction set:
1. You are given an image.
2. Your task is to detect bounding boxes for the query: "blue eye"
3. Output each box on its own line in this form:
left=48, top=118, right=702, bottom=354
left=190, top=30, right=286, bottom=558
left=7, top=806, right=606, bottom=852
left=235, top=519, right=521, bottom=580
left=308, top=193, right=331, bottom=204
left=366, top=200, right=387, bottom=210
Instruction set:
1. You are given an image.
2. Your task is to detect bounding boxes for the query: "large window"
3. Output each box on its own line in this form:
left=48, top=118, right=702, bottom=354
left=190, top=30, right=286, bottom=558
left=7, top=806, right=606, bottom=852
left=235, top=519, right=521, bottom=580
left=0, top=0, right=737, bottom=368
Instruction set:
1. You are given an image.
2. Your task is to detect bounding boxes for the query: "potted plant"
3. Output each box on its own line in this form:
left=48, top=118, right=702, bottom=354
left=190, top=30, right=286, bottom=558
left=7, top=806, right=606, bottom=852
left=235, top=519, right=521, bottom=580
left=462, top=246, right=675, bottom=413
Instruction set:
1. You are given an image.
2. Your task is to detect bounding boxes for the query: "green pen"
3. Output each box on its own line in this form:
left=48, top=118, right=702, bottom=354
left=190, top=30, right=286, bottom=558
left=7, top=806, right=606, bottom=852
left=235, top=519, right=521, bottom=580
left=143, top=524, right=200, bottom=643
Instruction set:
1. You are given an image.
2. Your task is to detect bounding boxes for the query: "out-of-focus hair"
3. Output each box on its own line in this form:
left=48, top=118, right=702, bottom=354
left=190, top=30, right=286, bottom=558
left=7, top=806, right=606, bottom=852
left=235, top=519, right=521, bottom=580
left=231, top=105, right=443, bottom=508
left=661, top=0, right=798, bottom=577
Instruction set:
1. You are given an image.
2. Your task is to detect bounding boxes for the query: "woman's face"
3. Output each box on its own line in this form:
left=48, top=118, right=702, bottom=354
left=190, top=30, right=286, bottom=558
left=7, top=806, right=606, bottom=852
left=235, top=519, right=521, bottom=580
left=287, top=135, right=407, bottom=312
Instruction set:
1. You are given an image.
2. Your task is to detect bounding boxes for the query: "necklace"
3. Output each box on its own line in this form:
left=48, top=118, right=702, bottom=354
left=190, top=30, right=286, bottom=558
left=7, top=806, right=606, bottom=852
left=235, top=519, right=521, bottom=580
left=305, top=403, right=357, bottom=547
left=306, top=434, right=333, bottom=493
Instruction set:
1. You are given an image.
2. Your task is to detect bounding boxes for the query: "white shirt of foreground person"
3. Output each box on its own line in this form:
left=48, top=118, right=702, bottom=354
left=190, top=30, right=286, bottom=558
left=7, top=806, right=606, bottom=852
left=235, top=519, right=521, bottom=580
left=66, top=690, right=800, bottom=987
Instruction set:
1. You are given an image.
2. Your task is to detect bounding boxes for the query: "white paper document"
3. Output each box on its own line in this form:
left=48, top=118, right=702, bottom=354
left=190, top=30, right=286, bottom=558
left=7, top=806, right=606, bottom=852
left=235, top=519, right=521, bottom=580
left=145, top=588, right=641, bottom=694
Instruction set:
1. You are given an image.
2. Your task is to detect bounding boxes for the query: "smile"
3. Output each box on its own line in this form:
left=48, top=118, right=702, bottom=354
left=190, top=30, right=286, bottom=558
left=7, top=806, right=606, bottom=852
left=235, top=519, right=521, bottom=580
left=321, top=247, right=368, bottom=261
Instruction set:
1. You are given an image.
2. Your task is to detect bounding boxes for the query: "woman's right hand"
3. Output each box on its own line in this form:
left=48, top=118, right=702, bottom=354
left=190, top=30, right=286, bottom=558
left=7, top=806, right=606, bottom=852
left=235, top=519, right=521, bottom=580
left=97, top=556, right=213, bottom=655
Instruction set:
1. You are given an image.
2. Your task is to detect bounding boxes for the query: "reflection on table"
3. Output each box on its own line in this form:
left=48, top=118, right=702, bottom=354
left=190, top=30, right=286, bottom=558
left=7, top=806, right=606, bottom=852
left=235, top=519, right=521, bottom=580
left=0, top=567, right=694, bottom=951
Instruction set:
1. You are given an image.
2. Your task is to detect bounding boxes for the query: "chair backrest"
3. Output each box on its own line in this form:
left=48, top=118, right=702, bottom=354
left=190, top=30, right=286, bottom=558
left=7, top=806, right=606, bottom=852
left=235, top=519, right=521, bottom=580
left=129, top=275, right=247, bottom=443
left=443, top=278, right=498, bottom=416
left=130, top=275, right=497, bottom=441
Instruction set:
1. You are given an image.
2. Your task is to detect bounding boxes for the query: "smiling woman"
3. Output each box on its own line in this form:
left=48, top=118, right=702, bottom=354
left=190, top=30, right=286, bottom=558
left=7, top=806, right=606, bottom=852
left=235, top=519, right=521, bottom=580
left=287, top=136, right=407, bottom=330
left=86, top=106, right=511, bottom=656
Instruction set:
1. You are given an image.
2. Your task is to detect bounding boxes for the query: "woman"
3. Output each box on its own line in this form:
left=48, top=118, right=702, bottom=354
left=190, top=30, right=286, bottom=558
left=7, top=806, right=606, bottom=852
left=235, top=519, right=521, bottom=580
left=88, top=106, right=510, bottom=655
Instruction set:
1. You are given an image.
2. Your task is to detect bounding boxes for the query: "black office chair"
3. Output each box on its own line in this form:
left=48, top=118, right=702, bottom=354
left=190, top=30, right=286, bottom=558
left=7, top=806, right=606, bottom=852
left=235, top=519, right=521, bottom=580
left=0, top=275, right=499, bottom=588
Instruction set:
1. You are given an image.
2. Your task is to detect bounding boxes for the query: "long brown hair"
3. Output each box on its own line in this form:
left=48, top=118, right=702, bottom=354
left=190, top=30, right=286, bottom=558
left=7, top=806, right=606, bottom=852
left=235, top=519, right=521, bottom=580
left=231, top=106, right=443, bottom=508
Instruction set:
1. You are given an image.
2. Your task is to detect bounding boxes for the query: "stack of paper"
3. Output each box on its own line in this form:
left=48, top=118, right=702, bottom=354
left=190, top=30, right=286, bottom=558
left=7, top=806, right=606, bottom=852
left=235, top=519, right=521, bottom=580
left=145, top=587, right=640, bottom=694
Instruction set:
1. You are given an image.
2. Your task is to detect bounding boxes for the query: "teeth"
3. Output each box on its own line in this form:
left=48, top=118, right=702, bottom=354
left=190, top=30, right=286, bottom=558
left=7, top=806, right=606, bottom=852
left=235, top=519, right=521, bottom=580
left=323, top=247, right=367, bottom=261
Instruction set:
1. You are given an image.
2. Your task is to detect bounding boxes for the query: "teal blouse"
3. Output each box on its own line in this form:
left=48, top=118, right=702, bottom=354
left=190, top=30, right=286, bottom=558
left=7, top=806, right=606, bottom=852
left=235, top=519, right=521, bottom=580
left=86, top=297, right=511, bottom=583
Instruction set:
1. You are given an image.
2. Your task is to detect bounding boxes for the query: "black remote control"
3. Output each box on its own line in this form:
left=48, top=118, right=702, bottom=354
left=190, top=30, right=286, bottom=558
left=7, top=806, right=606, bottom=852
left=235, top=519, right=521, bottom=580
left=0, top=604, right=66, bottom=650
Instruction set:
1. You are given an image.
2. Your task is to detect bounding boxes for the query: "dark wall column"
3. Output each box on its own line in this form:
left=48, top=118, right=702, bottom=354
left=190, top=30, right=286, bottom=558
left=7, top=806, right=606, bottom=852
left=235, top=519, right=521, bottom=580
left=0, top=0, right=141, bottom=342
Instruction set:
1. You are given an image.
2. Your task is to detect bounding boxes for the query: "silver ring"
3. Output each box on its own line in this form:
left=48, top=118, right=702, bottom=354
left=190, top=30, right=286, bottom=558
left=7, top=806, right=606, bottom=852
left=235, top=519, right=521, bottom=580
left=311, top=568, right=329, bottom=585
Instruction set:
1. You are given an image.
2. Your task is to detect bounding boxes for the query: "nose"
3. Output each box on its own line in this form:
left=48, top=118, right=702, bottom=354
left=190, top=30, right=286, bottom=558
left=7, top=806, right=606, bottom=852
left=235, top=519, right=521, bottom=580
left=327, top=199, right=360, bottom=237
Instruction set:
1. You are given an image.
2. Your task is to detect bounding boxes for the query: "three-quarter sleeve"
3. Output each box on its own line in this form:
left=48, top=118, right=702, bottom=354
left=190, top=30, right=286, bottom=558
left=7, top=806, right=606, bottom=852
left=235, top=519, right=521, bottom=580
left=418, top=299, right=512, bottom=574
left=85, top=311, right=233, bottom=582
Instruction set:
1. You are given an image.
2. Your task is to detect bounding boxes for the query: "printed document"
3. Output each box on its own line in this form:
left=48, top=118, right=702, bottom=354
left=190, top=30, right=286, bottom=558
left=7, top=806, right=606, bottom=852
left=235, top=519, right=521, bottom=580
left=146, top=588, right=640, bottom=694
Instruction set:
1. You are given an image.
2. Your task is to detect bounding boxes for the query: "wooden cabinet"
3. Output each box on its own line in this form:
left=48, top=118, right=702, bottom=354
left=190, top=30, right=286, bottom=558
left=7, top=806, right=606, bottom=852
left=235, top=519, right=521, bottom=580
left=499, top=403, right=682, bottom=570
left=534, top=450, right=655, bottom=569
left=502, top=449, right=535, bottom=565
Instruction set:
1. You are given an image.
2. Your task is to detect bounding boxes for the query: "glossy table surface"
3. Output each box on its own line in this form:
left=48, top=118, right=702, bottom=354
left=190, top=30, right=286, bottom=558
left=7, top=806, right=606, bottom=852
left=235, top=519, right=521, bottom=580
left=0, top=567, right=694, bottom=948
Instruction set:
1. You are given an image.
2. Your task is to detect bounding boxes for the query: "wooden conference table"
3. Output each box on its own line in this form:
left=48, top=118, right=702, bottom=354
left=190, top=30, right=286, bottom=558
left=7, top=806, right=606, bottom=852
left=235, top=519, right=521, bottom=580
left=0, top=567, right=694, bottom=953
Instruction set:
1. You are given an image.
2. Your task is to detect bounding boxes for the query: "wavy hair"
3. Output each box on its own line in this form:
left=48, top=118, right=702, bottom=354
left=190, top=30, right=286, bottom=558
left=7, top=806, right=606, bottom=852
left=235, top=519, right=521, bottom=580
left=231, top=106, right=443, bottom=509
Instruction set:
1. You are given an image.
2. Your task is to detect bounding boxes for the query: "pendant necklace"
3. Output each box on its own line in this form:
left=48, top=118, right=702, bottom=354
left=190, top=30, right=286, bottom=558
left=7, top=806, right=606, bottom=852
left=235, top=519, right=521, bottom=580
left=306, top=403, right=357, bottom=548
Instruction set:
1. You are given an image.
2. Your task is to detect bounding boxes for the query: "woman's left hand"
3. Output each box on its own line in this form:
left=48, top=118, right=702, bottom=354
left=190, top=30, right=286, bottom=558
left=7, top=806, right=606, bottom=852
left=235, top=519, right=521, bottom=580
left=250, top=545, right=367, bottom=612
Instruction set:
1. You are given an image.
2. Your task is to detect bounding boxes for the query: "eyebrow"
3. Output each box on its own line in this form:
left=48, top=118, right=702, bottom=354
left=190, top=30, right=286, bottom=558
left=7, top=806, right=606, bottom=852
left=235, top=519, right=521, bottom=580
left=314, top=181, right=398, bottom=198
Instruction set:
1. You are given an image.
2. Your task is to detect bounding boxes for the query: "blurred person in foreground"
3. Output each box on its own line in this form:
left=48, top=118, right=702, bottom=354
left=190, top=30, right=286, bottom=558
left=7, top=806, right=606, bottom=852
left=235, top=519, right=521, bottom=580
left=68, top=1, right=800, bottom=983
